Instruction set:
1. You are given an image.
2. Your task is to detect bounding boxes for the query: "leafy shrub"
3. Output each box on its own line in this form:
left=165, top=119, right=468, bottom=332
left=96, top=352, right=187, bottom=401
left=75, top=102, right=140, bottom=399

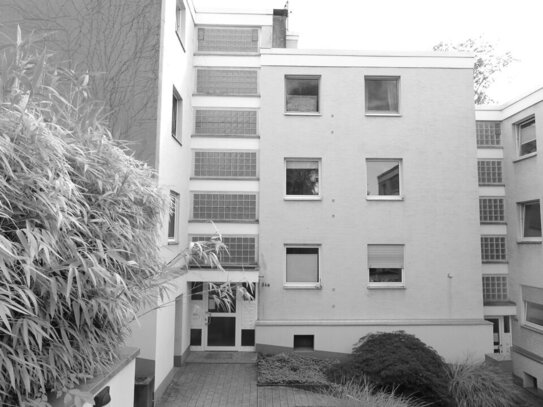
left=327, top=331, right=451, bottom=406
left=0, top=32, right=169, bottom=405
left=448, top=361, right=525, bottom=407
left=257, top=353, right=332, bottom=386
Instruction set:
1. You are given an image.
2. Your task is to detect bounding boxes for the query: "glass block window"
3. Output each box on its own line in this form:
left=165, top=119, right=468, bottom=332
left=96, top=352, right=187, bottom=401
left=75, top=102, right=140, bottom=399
left=196, top=69, right=258, bottom=95
left=478, top=160, right=503, bottom=185
left=191, top=235, right=257, bottom=266
left=198, top=28, right=258, bottom=52
left=195, top=110, right=257, bottom=136
left=479, top=198, right=505, bottom=223
left=481, top=236, right=506, bottom=262
left=476, top=121, right=501, bottom=147
left=192, top=193, right=257, bottom=221
left=482, top=275, right=508, bottom=302
left=194, top=151, right=257, bottom=178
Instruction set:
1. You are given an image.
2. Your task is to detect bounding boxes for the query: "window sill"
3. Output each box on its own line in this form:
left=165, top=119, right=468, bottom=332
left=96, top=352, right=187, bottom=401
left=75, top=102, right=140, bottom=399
left=365, top=112, right=401, bottom=117
left=189, top=219, right=259, bottom=224
left=513, top=152, right=537, bottom=163
left=480, top=221, right=507, bottom=225
left=168, top=240, right=179, bottom=246
left=482, top=260, right=508, bottom=264
left=366, top=196, right=404, bottom=201
left=477, top=145, right=503, bottom=149
left=190, top=177, right=259, bottom=181
left=284, top=284, right=322, bottom=290
left=191, top=134, right=260, bottom=139
left=521, top=323, right=543, bottom=335
left=192, top=93, right=261, bottom=98
left=517, top=239, right=542, bottom=244
left=367, top=284, right=406, bottom=290
left=479, top=183, right=506, bottom=187
left=284, top=112, right=321, bottom=116
left=194, top=51, right=260, bottom=56
left=284, top=196, right=322, bottom=201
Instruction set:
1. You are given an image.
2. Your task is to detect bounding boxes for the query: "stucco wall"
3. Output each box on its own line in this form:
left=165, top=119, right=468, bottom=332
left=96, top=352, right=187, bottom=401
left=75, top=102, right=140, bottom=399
left=257, top=63, right=490, bottom=358
left=500, top=100, right=543, bottom=389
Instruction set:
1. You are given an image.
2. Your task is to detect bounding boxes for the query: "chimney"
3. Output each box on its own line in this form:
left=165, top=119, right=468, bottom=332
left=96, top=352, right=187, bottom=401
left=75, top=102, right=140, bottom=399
left=272, top=9, right=288, bottom=48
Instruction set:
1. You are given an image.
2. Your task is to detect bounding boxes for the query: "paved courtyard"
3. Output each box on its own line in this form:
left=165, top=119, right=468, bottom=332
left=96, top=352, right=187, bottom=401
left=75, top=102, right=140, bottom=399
left=157, top=352, right=543, bottom=407
left=157, top=352, right=339, bottom=407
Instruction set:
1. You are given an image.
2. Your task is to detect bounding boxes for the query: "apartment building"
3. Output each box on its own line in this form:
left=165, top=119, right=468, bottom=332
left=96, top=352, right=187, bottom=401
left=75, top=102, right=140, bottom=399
left=1, top=0, right=500, bottom=399
left=477, top=89, right=543, bottom=392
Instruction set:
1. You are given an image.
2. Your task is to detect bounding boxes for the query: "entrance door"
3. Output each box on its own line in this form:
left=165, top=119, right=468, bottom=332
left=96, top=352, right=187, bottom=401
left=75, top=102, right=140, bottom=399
left=486, top=318, right=500, bottom=353
left=204, top=284, right=236, bottom=350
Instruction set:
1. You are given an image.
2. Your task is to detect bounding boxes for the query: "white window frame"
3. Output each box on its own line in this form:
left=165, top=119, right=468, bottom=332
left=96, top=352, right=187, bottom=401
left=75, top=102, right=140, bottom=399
left=176, top=0, right=187, bottom=50
left=284, top=75, right=321, bottom=115
left=168, top=191, right=180, bottom=244
left=524, top=301, right=543, bottom=331
left=516, top=116, right=536, bottom=159
left=284, top=158, right=322, bottom=201
left=284, top=244, right=322, bottom=289
left=367, top=244, right=405, bottom=289
left=366, top=159, right=403, bottom=200
left=172, top=88, right=182, bottom=144
left=518, top=200, right=542, bottom=242
left=365, top=76, right=400, bottom=116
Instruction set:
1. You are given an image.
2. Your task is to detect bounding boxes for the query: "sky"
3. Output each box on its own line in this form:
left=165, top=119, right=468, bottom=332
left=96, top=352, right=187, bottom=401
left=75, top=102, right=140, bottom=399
left=193, top=0, right=543, bottom=104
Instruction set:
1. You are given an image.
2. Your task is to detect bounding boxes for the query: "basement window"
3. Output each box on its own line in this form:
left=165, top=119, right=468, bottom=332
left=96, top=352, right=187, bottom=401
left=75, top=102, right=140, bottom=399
left=293, top=335, right=314, bottom=351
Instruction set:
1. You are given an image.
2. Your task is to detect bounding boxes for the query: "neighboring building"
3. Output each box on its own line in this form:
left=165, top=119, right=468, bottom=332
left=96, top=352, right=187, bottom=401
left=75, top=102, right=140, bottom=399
left=477, top=89, right=543, bottom=392
left=1, top=0, right=507, bottom=400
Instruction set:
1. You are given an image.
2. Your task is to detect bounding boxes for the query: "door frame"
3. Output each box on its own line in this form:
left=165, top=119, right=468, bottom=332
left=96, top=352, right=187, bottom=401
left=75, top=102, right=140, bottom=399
left=203, top=283, right=239, bottom=351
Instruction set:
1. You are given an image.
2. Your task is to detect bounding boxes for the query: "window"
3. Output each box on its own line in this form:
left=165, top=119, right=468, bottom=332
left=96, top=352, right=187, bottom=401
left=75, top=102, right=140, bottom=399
left=525, top=301, right=543, bottom=328
left=190, top=282, right=203, bottom=300
left=366, top=159, right=402, bottom=198
left=285, top=159, right=320, bottom=198
left=365, top=76, right=399, bottom=113
left=293, top=335, right=314, bottom=351
left=367, top=244, right=404, bottom=287
left=478, top=160, right=503, bottom=185
left=285, top=246, right=320, bottom=287
left=479, top=198, right=505, bottom=223
left=517, top=117, right=536, bottom=157
left=192, top=193, right=257, bottom=221
left=172, top=89, right=182, bottom=143
left=241, top=329, right=255, bottom=346
left=194, top=110, right=257, bottom=136
left=198, top=28, right=259, bottom=53
left=191, top=235, right=258, bottom=267
left=482, top=275, right=508, bottom=302
left=176, top=0, right=186, bottom=47
left=193, top=151, right=257, bottom=178
left=476, top=121, right=501, bottom=147
left=190, top=329, right=202, bottom=346
left=168, top=191, right=179, bottom=243
left=519, top=200, right=542, bottom=239
left=196, top=69, right=258, bottom=96
left=285, top=76, right=320, bottom=113
left=481, top=236, right=506, bottom=262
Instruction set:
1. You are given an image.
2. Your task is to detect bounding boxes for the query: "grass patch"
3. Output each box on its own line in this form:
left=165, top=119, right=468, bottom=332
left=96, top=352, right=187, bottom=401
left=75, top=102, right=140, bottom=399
left=325, top=380, right=429, bottom=407
left=257, top=353, right=333, bottom=386
left=448, top=361, right=526, bottom=407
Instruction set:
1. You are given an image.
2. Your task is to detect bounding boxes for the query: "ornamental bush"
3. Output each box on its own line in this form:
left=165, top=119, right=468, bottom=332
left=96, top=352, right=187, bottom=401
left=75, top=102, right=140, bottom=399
left=327, top=331, right=451, bottom=406
left=0, top=32, right=168, bottom=405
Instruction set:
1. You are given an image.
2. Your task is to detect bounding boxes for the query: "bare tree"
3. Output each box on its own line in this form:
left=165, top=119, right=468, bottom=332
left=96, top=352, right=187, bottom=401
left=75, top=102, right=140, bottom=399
left=434, top=38, right=513, bottom=105
left=0, top=0, right=161, bottom=164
